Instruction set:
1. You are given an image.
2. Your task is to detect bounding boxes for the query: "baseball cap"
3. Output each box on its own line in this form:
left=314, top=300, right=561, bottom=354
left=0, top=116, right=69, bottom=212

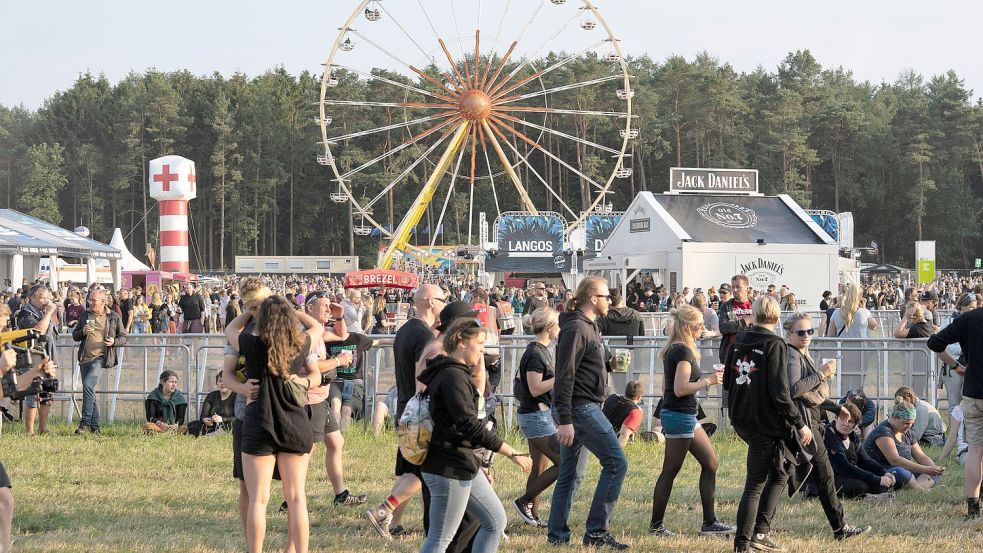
left=919, top=290, right=939, bottom=302
left=436, top=301, right=479, bottom=331
left=718, top=283, right=732, bottom=293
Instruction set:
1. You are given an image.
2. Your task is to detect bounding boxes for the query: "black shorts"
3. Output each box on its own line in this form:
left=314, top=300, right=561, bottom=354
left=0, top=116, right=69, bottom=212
left=239, top=403, right=311, bottom=457
left=232, top=420, right=244, bottom=480
left=395, top=448, right=422, bottom=478
left=307, top=402, right=340, bottom=442
left=0, top=462, right=9, bottom=488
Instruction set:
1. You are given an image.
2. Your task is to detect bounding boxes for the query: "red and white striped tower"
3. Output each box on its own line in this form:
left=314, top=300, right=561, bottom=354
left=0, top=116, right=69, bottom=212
left=148, top=155, right=197, bottom=273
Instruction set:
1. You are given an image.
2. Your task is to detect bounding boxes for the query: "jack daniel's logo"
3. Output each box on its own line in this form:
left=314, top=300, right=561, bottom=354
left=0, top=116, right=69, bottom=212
left=740, top=257, right=785, bottom=288
left=697, top=202, right=757, bottom=229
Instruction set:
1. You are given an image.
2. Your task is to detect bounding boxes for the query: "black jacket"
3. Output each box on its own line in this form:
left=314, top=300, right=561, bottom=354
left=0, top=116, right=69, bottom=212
left=724, top=325, right=804, bottom=437
left=717, top=298, right=751, bottom=362
left=929, top=308, right=983, bottom=400
left=418, top=355, right=503, bottom=480
left=597, top=307, right=644, bottom=339
left=786, top=347, right=841, bottom=432
left=824, top=421, right=886, bottom=488
left=72, top=310, right=127, bottom=367
left=553, top=309, right=609, bottom=425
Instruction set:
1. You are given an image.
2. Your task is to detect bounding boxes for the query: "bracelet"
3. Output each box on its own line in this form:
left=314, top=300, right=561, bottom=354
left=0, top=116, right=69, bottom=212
left=334, top=317, right=344, bottom=322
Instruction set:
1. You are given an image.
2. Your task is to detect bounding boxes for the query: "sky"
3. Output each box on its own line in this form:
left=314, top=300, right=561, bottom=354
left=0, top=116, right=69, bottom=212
left=2, top=0, right=982, bottom=110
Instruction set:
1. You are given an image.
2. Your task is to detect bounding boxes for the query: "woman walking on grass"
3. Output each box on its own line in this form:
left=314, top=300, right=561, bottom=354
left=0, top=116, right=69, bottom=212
left=513, top=307, right=561, bottom=528
left=226, top=295, right=324, bottom=553
left=649, top=305, right=733, bottom=538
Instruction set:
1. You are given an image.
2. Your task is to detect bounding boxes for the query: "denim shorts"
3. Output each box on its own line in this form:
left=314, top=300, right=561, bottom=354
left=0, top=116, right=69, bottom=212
left=661, top=408, right=698, bottom=439
left=518, top=409, right=557, bottom=440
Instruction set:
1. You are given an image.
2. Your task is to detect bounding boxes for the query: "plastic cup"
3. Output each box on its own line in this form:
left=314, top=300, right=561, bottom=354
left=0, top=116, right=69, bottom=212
left=713, top=363, right=725, bottom=378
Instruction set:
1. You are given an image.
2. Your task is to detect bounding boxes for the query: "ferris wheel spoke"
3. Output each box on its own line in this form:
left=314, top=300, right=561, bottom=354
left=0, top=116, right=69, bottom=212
left=332, top=64, right=456, bottom=104
left=489, top=40, right=607, bottom=99
left=481, top=144, right=502, bottom=219
left=449, top=0, right=466, bottom=59
left=470, top=124, right=479, bottom=185
left=346, top=29, right=416, bottom=76
left=438, top=39, right=470, bottom=92
left=495, top=106, right=630, bottom=118
left=490, top=113, right=607, bottom=191
left=486, top=118, right=579, bottom=220
left=480, top=120, right=537, bottom=214
left=430, top=146, right=468, bottom=250
left=487, top=10, right=586, bottom=95
left=511, top=0, right=547, bottom=56
left=495, top=74, right=623, bottom=105
left=376, top=2, right=436, bottom=64
left=492, top=0, right=513, bottom=53
left=325, top=111, right=457, bottom=144
left=473, top=30, right=482, bottom=90
left=340, top=116, right=461, bottom=180
left=321, top=99, right=454, bottom=110
left=361, top=131, right=454, bottom=212
left=493, top=111, right=621, bottom=155
left=415, top=0, right=444, bottom=47
left=482, top=41, right=518, bottom=92
left=406, top=65, right=461, bottom=97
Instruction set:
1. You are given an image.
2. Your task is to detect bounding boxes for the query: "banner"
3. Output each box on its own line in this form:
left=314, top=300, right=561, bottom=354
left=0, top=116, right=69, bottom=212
left=344, top=269, right=418, bottom=289
left=669, top=167, right=758, bottom=195
left=569, top=213, right=624, bottom=266
left=915, top=241, right=935, bottom=285
left=486, top=212, right=566, bottom=273
left=806, top=210, right=839, bottom=243
left=838, top=212, right=854, bottom=249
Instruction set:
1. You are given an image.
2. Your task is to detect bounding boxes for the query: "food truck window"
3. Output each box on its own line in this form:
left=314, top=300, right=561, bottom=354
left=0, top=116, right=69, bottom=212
left=316, top=260, right=331, bottom=270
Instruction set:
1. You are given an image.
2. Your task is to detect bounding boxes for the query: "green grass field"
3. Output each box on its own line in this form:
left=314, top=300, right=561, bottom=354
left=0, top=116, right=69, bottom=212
left=3, top=422, right=979, bottom=552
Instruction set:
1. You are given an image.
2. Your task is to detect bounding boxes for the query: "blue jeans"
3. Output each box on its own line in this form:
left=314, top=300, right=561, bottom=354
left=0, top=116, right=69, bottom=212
left=79, top=358, right=105, bottom=430
left=420, top=471, right=507, bottom=553
left=548, top=403, right=628, bottom=543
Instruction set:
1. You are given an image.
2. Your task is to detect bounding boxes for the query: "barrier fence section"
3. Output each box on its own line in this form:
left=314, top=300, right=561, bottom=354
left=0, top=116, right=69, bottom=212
left=44, top=333, right=945, bottom=432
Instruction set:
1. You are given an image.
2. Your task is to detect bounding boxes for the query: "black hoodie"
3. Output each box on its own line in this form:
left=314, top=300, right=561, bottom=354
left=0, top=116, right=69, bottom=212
left=417, top=355, right=504, bottom=480
left=723, top=325, right=804, bottom=438
left=554, top=309, right=609, bottom=425
left=597, top=306, right=644, bottom=338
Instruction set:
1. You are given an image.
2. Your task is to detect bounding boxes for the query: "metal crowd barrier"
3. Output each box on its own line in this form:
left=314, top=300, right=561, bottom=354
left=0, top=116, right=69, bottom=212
left=41, top=332, right=947, bottom=432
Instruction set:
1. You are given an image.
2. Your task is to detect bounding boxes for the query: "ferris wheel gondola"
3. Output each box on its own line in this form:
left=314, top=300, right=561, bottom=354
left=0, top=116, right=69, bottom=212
left=319, top=0, right=633, bottom=269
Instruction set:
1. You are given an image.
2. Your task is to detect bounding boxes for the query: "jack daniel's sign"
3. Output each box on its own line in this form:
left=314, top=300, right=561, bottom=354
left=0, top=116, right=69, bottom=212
left=669, top=167, right=759, bottom=195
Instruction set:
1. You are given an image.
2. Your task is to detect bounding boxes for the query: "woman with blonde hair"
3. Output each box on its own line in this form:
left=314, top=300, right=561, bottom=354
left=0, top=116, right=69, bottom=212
left=650, top=305, right=732, bottom=538
left=831, top=284, right=877, bottom=338
left=513, top=306, right=561, bottom=527
left=370, top=295, right=392, bottom=334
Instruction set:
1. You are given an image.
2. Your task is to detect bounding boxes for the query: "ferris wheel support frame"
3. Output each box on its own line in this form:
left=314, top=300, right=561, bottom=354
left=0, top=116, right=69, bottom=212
left=379, top=120, right=472, bottom=269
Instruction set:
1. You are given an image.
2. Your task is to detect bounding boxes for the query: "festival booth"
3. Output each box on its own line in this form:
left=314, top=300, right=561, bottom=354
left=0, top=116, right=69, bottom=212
left=586, top=168, right=839, bottom=310
left=0, top=209, right=121, bottom=289
left=345, top=269, right=420, bottom=328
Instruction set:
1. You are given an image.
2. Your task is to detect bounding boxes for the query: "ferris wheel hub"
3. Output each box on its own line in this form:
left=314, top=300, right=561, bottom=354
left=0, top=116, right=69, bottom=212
left=459, top=89, right=492, bottom=121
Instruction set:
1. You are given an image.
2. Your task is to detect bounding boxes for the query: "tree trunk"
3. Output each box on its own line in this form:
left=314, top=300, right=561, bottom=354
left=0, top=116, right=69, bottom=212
left=219, top=171, right=225, bottom=271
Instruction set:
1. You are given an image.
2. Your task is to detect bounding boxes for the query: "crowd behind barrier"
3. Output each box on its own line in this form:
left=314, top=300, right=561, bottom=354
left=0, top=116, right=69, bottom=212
left=33, top=322, right=947, bottom=433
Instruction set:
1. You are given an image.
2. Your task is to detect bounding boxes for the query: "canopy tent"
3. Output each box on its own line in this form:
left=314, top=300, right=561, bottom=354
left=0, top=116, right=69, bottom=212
left=344, top=269, right=419, bottom=290
left=860, top=263, right=908, bottom=274
left=587, top=192, right=839, bottom=310
left=109, top=228, right=152, bottom=271
left=0, top=209, right=121, bottom=289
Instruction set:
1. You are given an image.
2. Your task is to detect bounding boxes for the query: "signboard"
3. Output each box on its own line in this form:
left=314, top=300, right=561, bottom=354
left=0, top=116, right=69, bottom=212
left=915, top=241, right=935, bottom=285
left=344, top=269, right=419, bottom=289
left=976, top=258, right=981, bottom=269
left=569, top=213, right=624, bottom=270
left=739, top=257, right=786, bottom=291
left=630, top=218, right=650, bottom=233
left=486, top=212, right=566, bottom=273
left=806, top=210, right=839, bottom=243
left=668, top=167, right=759, bottom=195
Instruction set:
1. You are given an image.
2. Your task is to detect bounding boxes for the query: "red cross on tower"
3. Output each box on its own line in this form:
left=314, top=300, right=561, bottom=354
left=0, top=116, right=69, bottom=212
left=153, top=164, right=179, bottom=192
left=187, top=165, right=196, bottom=193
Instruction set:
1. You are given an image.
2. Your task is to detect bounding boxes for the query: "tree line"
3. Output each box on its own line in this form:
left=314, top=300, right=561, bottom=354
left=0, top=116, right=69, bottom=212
left=0, top=49, right=981, bottom=271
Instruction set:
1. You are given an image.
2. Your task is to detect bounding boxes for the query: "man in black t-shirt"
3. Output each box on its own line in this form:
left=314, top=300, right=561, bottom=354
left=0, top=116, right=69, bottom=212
left=367, top=283, right=445, bottom=539
left=118, top=289, right=134, bottom=333
left=327, top=332, right=377, bottom=430
left=177, top=283, right=207, bottom=333
left=524, top=282, right=547, bottom=318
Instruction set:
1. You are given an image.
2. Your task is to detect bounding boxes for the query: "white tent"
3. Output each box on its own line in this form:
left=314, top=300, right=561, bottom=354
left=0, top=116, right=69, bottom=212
left=110, top=228, right=152, bottom=272
left=586, top=192, right=840, bottom=310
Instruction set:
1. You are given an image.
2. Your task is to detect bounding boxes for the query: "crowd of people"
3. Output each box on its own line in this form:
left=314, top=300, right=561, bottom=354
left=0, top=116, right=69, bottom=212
left=0, top=267, right=981, bottom=553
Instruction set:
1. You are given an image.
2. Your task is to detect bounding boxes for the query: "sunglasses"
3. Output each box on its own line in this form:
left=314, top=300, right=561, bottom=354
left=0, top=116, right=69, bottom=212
left=305, top=291, right=330, bottom=304
left=594, top=294, right=611, bottom=300
left=794, top=328, right=815, bottom=337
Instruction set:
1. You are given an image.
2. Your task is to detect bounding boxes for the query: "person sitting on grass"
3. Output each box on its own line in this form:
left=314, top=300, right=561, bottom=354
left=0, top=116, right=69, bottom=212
left=938, top=402, right=970, bottom=466
left=144, top=370, right=188, bottom=434
left=187, top=371, right=237, bottom=437
left=862, top=399, right=944, bottom=490
left=372, top=385, right=398, bottom=435
left=813, top=402, right=896, bottom=499
left=893, top=386, right=946, bottom=447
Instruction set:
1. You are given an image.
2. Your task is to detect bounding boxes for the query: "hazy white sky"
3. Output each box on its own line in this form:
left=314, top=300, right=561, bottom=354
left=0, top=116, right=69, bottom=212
left=2, top=0, right=981, bottom=109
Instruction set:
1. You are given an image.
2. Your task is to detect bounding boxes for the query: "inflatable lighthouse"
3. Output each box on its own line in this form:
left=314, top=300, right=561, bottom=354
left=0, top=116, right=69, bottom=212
left=148, top=155, right=196, bottom=273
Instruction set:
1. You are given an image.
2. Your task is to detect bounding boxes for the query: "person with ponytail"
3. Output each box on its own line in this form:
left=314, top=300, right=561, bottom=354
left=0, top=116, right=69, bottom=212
left=831, top=284, right=878, bottom=339
left=862, top=398, right=944, bottom=491
left=513, top=307, right=561, bottom=528
left=649, top=305, right=733, bottom=538
left=547, top=277, right=630, bottom=550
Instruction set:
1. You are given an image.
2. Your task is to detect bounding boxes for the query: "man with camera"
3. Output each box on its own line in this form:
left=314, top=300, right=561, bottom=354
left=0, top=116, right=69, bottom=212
left=13, top=285, right=58, bottom=436
left=0, top=346, right=17, bottom=553
left=72, top=288, right=127, bottom=435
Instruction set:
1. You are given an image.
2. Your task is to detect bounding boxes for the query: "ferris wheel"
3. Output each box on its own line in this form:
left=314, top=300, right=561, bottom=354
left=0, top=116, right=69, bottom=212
left=318, top=0, right=634, bottom=269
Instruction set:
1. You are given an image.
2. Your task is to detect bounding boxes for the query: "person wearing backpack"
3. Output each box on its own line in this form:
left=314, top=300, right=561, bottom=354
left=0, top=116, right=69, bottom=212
left=416, top=318, right=532, bottom=553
